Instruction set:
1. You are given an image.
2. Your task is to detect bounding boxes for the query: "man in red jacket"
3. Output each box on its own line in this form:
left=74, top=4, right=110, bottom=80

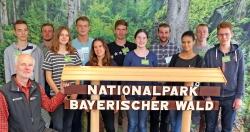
left=0, top=54, right=68, bottom=132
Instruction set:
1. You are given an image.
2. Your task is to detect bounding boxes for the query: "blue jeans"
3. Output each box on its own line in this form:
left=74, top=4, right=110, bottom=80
left=50, top=105, right=75, bottom=132
left=169, top=110, right=182, bottom=132
left=127, top=110, right=148, bottom=132
left=205, top=97, right=236, bottom=132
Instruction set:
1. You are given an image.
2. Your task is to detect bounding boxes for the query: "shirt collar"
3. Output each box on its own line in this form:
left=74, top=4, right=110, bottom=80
left=15, top=77, right=32, bottom=89
left=159, top=40, right=170, bottom=47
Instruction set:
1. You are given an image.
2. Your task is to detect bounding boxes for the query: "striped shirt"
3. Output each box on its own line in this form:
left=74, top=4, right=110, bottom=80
left=150, top=41, right=180, bottom=67
left=43, top=50, right=82, bottom=95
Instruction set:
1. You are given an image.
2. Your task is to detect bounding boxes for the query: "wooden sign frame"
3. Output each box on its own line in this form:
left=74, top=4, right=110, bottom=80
left=61, top=66, right=226, bottom=132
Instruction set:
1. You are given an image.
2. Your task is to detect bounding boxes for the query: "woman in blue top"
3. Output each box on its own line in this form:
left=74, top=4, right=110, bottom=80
left=123, top=29, right=158, bottom=132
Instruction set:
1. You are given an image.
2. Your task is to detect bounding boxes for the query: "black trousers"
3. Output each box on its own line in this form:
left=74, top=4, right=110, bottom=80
left=150, top=96, right=170, bottom=132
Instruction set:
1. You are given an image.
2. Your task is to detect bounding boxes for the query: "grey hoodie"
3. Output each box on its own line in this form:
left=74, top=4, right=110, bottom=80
left=4, top=43, right=45, bottom=87
left=204, top=44, right=245, bottom=99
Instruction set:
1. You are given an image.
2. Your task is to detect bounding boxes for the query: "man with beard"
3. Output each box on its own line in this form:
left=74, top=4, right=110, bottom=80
left=40, top=23, right=54, bottom=55
left=150, top=23, right=180, bottom=132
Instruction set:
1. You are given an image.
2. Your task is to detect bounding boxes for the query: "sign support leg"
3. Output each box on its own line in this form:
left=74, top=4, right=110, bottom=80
left=181, top=82, right=193, bottom=132
left=91, top=80, right=100, bottom=132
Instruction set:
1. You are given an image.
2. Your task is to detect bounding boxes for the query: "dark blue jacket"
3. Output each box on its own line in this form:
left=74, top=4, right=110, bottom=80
left=0, top=76, right=45, bottom=132
left=204, top=44, right=245, bottom=99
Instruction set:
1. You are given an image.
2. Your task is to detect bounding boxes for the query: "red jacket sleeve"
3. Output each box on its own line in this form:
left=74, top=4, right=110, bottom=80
left=39, top=85, right=66, bottom=112
left=0, top=92, right=9, bottom=132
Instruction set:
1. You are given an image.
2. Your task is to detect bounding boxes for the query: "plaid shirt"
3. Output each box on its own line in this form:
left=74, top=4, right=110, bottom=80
left=0, top=79, right=65, bottom=132
left=150, top=41, right=180, bottom=67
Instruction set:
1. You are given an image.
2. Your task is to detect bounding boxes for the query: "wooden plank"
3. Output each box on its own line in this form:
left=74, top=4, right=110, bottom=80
left=64, top=85, right=221, bottom=96
left=61, top=67, right=224, bottom=77
left=61, top=66, right=227, bottom=83
left=64, top=100, right=220, bottom=110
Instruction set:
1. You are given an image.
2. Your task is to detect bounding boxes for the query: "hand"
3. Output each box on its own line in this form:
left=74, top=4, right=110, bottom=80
left=233, top=98, right=242, bottom=110
left=54, top=90, right=60, bottom=94
left=63, top=96, right=69, bottom=103
left=114, top=109, right=119, bottom=113
left=84, top=104, right=90, bottom=112
left=121, top=95, right=126, bottom=101
left=70, top=94, right=77, bottom=100
left=60, top=81, right=70, bottom=94
left=151, top=96, right=156, bottom=101
left=84, top=109, right=90, bottom=112
left=205, top=97, right=211, bottom=101
left=159, top=81, right=165, bottom=85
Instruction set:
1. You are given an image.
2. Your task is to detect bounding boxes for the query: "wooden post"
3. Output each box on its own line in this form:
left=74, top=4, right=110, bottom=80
left=181, top=82, right=193, bottom=132
left=91, top=80, right=100, bottom=132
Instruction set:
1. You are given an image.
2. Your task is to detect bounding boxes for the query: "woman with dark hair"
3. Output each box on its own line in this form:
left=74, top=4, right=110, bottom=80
left=168, top=31, right=203, bottom=132
left=87, top=38, right=113, bottom=66
left=43, top=26, right=82, bottom=132
left=123, top=29, right=158, bottom=132
left=85, top=38, right=117, bottom=132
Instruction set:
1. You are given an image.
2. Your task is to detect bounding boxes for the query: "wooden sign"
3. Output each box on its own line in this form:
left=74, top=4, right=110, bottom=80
left=61, top=66, right=226, bottom=132
left=63, top=84, right=220, bottom=111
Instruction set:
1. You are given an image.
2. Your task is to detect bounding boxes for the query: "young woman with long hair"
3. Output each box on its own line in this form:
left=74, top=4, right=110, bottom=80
left=43, top=26, right=82, bottom=132
left=85, top=38, right=117, bottom=132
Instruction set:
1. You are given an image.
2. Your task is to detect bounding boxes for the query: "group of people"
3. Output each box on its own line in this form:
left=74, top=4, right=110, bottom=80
left=0, top=15, right=245, bottom=132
